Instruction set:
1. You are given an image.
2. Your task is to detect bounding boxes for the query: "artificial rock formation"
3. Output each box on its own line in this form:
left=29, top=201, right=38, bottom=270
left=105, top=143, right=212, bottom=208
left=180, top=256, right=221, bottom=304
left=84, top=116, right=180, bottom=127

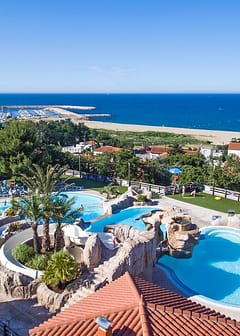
left=82, top=234, right=102, bottom=268
left=0, top=265, right=39, bottom=298
left=167, top=215, right=199, bottom=258
left=139, top=210, right=164, bottom=244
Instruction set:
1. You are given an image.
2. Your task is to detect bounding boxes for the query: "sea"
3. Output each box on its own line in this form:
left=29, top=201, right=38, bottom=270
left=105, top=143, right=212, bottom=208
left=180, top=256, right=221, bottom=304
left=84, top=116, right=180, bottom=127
left=0, top=93, right=240, bottom=132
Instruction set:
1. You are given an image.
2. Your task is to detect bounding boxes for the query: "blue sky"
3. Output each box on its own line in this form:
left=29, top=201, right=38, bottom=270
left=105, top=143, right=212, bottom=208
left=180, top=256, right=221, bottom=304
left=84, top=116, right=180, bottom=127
left=0, top=0, right=240, bottom=93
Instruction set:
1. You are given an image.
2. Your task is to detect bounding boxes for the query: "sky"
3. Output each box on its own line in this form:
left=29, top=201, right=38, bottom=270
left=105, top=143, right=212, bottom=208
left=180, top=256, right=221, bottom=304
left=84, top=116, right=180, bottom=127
left=0, top=0, right=240, bottom=93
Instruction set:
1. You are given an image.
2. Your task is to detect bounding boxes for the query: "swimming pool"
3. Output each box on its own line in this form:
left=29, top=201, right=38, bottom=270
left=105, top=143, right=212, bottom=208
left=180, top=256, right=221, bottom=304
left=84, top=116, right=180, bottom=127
left=158, top=226, right=240, bottom=308
left=0, top=201, right=11, bottom=216
left=86, top=206, right=161, bottom=232
left=64, top=192, right=105, bottom=222
left=0, top=193, right=105, bottom=223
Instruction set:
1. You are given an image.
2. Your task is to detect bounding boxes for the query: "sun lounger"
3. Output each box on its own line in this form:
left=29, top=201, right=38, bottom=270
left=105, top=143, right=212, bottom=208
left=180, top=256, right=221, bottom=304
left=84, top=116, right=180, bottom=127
left=97, top=232, right=119, bottom=250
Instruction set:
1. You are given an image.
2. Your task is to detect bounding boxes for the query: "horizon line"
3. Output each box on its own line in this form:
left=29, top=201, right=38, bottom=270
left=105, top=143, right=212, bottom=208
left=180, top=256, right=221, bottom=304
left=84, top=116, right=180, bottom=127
left=1, top=92, right=240, bottom=95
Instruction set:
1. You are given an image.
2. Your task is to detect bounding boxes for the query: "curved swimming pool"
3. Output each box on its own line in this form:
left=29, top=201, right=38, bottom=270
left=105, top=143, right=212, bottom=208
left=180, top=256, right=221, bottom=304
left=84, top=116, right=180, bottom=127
left=0, top=192, right=105, bottom=223
left=64, top=192, right=105, bottom=221
left=86, top=206, right=161, bottom=232
left=158, top=226, right=240, bottom=309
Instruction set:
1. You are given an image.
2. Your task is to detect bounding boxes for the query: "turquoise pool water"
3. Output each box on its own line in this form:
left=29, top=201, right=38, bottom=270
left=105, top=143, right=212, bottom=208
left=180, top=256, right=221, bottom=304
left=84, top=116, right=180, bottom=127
left=64, top=192, right=105, bottom=222
left=0, top=201, right=11, bottom=215
left=158, top=227, right=240, bottom=307
left=86, top=206, right=160, bottom=232
left=0, top=193, right=105, bottom=223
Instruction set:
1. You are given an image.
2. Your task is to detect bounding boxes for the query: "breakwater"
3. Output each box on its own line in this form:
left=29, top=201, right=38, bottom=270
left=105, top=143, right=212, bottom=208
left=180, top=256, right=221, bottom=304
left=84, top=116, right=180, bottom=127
left=1, top=105, right=96, bottom=110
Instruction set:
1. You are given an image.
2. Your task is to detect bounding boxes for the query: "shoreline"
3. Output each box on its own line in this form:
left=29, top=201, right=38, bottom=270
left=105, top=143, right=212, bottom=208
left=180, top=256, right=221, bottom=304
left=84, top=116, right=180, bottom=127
left=11, top=106, right=240, bottom=144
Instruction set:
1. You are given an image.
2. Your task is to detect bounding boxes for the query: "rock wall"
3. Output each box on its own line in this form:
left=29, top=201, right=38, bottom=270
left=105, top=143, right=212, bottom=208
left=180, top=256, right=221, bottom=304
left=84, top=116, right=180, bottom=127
left=0, top=265, right=39, bottom=298
left=167, top=215, right=199, bottom=258
left=104, top=224, right=156, bottom=281
left=105, top=194, right=135, bottom=215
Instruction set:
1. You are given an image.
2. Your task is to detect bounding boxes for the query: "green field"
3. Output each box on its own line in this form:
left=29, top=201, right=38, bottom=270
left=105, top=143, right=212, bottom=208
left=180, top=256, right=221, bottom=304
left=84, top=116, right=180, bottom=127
left=168, top=192, right=240, bottom=214
left=66, top=177, right=127, bottom=194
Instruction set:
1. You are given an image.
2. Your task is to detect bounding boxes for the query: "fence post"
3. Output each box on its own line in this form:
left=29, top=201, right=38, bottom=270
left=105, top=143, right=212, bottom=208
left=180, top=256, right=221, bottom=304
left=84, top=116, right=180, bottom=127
left=212, top=186, right=215, bottom=196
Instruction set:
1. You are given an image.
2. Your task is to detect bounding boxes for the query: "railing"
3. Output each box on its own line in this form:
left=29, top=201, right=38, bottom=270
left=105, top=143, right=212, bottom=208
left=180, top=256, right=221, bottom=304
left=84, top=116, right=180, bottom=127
left=0, top=321, right=20, bottom=336
left=129, top=181, right=166, bottom=195
left=131, top=182, right=240, bottom=202
left=208, top=186, right=240, bottom=202
left=66, top=170, right=240, bottom=203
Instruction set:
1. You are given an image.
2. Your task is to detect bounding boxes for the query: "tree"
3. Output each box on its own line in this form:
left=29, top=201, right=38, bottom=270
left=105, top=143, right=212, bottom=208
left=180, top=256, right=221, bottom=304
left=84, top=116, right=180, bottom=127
left=0, top=120, right=38, bottom=178
left=93, top=152, right=115, bottom=178
left=114, top=150, right=140, bottom=180
left=20, top=164, right=70, bottom=252
left=11, top=194, right=42, bottom=253
left=51, top=195, right=83, bottom=252
left=101, top=183, right=120, bottom=200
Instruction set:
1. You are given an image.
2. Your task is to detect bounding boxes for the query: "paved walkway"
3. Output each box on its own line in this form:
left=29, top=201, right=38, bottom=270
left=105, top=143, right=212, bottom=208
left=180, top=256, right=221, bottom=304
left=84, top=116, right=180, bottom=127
left=0, top=294, right=53, bottom=336
left=158, top=195, right=227, bottom=228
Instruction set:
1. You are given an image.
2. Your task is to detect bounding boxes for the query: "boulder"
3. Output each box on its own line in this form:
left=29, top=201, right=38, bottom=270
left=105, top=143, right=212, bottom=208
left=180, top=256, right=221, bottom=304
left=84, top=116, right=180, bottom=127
left=83, top=234, right=102, bottom=268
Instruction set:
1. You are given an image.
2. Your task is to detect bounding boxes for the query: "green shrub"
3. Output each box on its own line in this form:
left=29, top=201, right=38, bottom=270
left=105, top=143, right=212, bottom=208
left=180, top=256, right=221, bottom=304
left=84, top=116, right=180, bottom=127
left=151, top=191, right=160, bottom=199
left=42, top=250, right=78, bottom=288
left=26, top=254, right=50, bottom=270
left=12, top=244, right=35, bottom=264
left=136, top=194, right=147, bottom=202
left=5, top=207, right=17, bottom=216
left=8, top=222, right=20, bottom=232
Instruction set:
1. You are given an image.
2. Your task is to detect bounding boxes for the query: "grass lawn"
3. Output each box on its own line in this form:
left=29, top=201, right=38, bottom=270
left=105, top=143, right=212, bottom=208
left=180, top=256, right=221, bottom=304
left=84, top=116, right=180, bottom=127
left=168, top=192, right=240, bottom=214
left=66, top=177, right=128, bottom=194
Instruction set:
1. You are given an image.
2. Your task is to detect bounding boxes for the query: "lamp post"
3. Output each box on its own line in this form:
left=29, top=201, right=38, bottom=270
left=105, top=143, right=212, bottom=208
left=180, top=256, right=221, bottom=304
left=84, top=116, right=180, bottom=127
left=78, top=152, right=81, bottom=178
left=128, top=162, right=131, bottom=186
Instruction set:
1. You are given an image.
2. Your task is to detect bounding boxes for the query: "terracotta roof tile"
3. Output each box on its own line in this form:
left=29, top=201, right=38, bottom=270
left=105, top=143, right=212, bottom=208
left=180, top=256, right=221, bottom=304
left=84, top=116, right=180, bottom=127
left=94, top=146, right=122, bottom=153
left=228, top=142, right=240, bottom=150
left=30, top=272, right=240, bottom=336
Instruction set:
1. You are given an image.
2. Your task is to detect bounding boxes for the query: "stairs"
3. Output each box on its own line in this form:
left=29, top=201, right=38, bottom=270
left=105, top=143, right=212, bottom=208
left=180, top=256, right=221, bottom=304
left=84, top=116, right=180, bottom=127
left=62, top=261, right=111, bottom=310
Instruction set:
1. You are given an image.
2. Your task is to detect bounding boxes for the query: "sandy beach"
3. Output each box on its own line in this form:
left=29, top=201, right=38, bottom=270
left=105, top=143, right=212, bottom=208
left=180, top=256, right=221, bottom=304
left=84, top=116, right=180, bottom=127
left=82, top=120, right=240, bottom=145
left=37, top=108, right=240, bottom=145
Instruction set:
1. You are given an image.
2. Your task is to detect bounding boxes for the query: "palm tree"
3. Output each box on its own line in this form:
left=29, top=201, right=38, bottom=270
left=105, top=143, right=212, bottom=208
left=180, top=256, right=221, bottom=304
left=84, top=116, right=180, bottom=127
left=51, top=194, right=83, bottom=252
left=20, top=164, right=71, bottom=252
left=11, top=194, right=42, bottom=253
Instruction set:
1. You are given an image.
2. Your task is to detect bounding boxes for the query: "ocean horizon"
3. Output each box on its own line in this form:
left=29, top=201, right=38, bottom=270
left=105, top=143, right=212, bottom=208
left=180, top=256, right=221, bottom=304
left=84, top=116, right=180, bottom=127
left=0, top=93, right=240, bottom=132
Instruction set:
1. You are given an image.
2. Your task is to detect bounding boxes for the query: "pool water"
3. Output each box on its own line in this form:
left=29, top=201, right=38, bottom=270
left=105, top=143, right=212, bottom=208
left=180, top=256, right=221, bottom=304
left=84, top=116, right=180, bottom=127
left=158, top=227, right=240, bottom=306
left=64, top=192, right=105, bottom=222
left=86, top=206, right=160, bottom=232
left=0, top=201, right=11, bottom=216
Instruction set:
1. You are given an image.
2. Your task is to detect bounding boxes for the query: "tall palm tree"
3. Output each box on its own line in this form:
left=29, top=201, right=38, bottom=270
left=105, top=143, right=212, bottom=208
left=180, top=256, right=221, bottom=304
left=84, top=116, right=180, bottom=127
left=20, top=164, right=71, bottom=252
left=51, top=194, right=83, bottom=252
left=11, top=194, right=42, bottom=253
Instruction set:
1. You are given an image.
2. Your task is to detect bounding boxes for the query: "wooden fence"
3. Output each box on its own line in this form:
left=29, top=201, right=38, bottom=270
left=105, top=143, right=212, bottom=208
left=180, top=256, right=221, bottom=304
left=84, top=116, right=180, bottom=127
left=208, top=186, right=240, bottom=202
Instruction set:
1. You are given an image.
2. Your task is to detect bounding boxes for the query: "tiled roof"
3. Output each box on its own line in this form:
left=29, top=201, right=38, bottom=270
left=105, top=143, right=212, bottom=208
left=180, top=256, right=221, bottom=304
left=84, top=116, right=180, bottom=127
left=150, top=146, right=169, bottom=154
left=183, top=149, right=198, bottom=156
left=94, top=146, right=122, bottom=153
left=228, top=142, right=240, bottom=150
left=29, top=273, right=240, bottom=336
